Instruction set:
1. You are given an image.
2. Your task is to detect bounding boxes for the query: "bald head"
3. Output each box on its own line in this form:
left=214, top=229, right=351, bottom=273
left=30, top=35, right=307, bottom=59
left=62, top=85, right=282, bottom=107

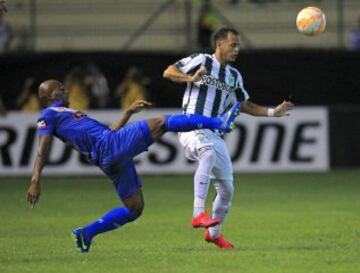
left=39, top=79, right=68, bottom=107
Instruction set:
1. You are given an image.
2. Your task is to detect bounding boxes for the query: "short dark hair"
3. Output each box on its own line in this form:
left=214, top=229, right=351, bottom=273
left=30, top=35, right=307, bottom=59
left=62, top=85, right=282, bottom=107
left=213, top=27, right=238, bottom=46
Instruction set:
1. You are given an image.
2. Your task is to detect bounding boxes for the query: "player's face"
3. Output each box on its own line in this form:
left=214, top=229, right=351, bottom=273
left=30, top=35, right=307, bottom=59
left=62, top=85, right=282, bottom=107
left=220, top=32, right=240, bottom=63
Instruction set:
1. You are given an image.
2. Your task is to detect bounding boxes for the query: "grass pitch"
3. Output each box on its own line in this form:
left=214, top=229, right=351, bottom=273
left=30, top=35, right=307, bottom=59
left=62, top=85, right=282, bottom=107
left=1, top=171, right=359, bottom=273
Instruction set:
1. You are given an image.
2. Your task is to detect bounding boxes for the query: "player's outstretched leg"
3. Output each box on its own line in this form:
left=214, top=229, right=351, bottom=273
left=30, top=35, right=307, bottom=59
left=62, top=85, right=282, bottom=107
left=72, top=206, right=139, bottom=253
left=71, top=188, right=143, bottom=253
left=164, top=102, right=240, bottom=133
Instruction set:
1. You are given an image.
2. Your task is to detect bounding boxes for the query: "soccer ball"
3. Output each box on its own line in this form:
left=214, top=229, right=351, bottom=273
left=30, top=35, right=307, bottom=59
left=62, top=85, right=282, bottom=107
left=296, top=7, right=326, bottom=36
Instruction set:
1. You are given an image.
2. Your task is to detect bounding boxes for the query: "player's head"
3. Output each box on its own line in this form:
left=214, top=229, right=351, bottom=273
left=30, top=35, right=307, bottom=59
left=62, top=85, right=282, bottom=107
left=38, top=79, right=69, bottom=107
left=213, top=27, right=240, bottom=63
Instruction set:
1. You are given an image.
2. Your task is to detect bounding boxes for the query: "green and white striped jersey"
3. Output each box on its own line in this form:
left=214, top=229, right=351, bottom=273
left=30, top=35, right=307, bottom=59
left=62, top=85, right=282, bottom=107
left=175, top=53, right=249, bottom=117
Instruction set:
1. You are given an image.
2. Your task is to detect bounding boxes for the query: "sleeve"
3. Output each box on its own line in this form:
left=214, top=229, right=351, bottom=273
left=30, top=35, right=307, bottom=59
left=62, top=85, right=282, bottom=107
left=37, top=110, right=56, bottom=136
left=174, top=53, right=205, bottom=74
left=234, top=71, right=250, bottom=102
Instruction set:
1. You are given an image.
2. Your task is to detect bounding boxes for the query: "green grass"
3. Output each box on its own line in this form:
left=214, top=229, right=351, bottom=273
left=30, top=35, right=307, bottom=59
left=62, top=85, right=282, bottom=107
left=1, top=171, right=360, bottom=273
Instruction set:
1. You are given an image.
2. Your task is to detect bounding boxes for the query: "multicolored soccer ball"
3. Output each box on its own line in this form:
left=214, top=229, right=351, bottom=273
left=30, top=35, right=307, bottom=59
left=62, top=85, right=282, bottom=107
left=296, top=7, right=326, bottom=36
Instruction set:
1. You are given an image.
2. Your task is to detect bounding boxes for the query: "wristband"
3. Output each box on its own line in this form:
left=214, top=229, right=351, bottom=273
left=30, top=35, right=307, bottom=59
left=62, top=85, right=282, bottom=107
left=267, top=108, right=275, bottom=117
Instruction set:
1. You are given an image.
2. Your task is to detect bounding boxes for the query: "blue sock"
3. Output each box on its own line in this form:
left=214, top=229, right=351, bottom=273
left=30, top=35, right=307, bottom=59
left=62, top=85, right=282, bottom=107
left=83, top=207, right=139, bottom=241
left=164, top=114, right=221, bottom=132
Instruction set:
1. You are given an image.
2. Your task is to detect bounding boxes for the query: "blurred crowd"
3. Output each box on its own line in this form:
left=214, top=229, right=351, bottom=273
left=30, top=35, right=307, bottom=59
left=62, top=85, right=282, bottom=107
left=0, top=3, right=12, bottom=54
left=0, top=64, right=151, bottom=115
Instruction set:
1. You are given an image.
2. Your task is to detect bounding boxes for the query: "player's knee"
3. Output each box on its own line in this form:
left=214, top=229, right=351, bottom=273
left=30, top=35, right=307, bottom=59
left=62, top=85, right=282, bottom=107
left=128, top=210, right=142, bottom=222
left=150, top=117, right=165, bottom=130
left=131, top=201, right=144, bottom=214
left=156, top=117, right=166, bottom=134
left=127, top=204, right=144, bottom=222
left=148, top=117, right=166, bottom=140
left=124, top=196, right=144, bottom=221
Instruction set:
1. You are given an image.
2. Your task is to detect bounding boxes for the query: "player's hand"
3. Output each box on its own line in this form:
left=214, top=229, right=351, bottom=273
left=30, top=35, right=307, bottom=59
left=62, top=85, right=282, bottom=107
left=190, top=66, right=207, bottom=82
left=26, top=182, right=41, bottom=208
left=126, top=100, right=152, bottom=114
left=274, top=100, right=295, bottom=117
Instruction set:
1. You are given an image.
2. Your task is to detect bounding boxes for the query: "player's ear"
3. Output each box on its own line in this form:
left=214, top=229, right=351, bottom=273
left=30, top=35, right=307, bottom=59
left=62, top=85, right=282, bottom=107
left=215, top=40, right=221, bottom=48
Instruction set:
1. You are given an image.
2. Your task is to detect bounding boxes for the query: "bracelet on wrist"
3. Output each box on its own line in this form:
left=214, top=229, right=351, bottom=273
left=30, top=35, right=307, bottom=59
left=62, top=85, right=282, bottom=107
left=267, top=108, right=275, bottom=117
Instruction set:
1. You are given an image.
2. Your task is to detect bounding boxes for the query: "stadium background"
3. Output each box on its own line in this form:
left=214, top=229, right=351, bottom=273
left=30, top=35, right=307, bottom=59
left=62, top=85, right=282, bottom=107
left=0, top=1, right=359, bottom=273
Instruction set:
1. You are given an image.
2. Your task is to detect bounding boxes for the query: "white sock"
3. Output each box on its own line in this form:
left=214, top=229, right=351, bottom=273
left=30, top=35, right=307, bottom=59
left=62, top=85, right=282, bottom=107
left=193, top=196, right=205, bottom=217
left=209, top=224, right=221, bottom=239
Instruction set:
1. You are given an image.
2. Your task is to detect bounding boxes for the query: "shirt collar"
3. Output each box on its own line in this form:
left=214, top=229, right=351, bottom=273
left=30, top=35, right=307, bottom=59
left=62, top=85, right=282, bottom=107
left=49, top=100, right=68, bottom=107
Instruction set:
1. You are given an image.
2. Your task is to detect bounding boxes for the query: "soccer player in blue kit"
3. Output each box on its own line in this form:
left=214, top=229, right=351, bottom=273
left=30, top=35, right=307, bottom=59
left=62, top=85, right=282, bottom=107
left=26, top=79, right=240, bottom=253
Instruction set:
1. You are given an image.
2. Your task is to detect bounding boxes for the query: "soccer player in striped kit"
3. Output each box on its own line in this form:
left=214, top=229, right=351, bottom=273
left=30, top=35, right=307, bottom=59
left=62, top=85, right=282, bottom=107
left=163, top=27, right=294, bottom=249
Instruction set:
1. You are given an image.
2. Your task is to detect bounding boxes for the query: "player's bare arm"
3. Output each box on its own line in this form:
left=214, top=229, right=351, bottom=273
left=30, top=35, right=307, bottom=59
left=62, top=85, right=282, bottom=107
left=26, top=134, right=52, bottom=208
left=163, top=65, right=207, bottom=83
left=273, top=100, right=295, bottom=116
left=109, top=100, right=152, bottom=131
left=242, top=100, right=294, bottom=117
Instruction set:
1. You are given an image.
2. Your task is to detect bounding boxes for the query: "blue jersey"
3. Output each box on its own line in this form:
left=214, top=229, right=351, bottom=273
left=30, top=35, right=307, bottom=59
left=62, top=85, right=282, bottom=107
left=37, top=100, right=110, bottom=163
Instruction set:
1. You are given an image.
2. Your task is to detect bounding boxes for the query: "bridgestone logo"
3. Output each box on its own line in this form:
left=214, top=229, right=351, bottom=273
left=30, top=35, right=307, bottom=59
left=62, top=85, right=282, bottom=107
left=200, top=75, right=235, bottom=94
left=0, top=108, right=329, bottom=174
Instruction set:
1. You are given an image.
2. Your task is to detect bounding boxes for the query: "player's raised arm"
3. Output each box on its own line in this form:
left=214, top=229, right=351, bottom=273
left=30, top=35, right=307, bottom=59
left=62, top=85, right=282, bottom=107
left=241, top=100, right=294, bottom=117
left=163, top=64, right=207, bottom=83
left=109, top=100, right=152, bottom=131
left=26, top=134, right=52, bottom=208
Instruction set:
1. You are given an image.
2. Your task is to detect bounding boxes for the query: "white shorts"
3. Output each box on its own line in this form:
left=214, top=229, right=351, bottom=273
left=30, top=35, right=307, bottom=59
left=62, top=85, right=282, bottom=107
left=178, top=129, right=233, bottom=180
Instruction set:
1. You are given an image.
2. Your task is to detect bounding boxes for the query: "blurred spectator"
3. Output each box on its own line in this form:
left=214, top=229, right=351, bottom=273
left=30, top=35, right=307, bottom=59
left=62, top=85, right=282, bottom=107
left=16, top=78, right=41, bottom=112
left=64, top=65, right=91, bottom=111
left=0, top=3, right=12, bottom=53
left=197, top=0, right=218, bottom=51
left=115, top=67, right=149, bottom=110
left=348, top=16, right=360, bottom=50
left=65, top=63, right=110, bottom=110
left=84, top=63, right=110, bottom=109
left=0, top=95, right=7, bottom=115
left=249, top=0, right=279, bottom=4
left=228, top=0, right=239, bottom=5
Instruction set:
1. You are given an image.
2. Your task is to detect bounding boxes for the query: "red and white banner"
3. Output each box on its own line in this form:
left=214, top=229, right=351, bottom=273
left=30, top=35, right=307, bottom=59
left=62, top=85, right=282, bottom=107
left=0, top=107, right=329, bottom=176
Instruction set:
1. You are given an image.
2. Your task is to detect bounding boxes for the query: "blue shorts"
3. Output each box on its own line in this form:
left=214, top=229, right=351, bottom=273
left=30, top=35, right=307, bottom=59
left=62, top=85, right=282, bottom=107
left=98, top=120, right=154, bottom=200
